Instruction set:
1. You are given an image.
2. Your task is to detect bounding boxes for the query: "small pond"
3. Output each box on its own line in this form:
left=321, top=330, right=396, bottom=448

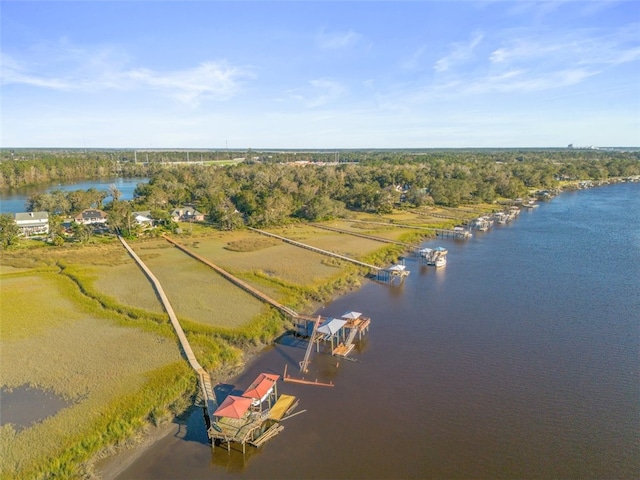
left=0, top=385, right=71, bottom=432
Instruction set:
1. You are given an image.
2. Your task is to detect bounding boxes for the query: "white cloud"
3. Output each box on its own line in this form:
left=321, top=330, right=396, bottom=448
left=434, top=32, right=484, bottom=73
left=288, top=78, right=346, bottom=108
left=126, top=62, right=251, bottom=105
left=316, top=29, right=361, bottom=49
left=401, top=46, right=428, bottom=71
left=0, top=44, right=252, bottom=106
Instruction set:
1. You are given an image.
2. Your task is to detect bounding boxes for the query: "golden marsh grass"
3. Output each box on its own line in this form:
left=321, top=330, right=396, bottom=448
left=0, top=271, right=184, bottom=479
left=92, top=262, right=166, bottom=314
left=129, top=240, right=268, bottom=329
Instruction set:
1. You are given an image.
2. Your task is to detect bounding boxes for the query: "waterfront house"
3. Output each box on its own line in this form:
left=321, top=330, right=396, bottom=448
left=74, top=209, right=108, bottom=225
left=131, top=210, right=154, bottom=228
left=170, top=206, right=204, bottom=222
left=14, top=211, right=49, bottom=236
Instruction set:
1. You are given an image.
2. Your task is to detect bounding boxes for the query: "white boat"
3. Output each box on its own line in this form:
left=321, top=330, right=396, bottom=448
left=432, top=247, right=448, bottom=267
left=420, top=246, right=447, bottom=267
left=473, top=216, right=492, bottom=231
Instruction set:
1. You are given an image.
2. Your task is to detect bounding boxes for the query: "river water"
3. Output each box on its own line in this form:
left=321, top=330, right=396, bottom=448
left=0, top=177, right=148, bottom=214
left=114, top=182, right=639, bottom=480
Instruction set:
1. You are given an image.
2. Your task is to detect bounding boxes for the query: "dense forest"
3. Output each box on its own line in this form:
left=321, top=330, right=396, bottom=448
left=2, top=148, right=639, bottom=238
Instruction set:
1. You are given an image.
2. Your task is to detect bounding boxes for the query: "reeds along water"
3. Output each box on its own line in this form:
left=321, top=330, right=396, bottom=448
left=115, top=182, right=640, bottom=480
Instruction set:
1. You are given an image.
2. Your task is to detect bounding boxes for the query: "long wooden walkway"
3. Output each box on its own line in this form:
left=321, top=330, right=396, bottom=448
left=161, top=235, right=371, bottom=361
left=310, top=223, right=418, bottom=249
left=347, top=219, right=471, bottom=239
left=163, top=235, right=299, bottom=318
left=117, top=236, right=218, bottom=421
left=248, top=227, right=381, bottom=272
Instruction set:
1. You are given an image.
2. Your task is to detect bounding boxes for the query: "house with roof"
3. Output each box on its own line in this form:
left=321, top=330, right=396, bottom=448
left=14, top=211, right=49, bottom=237
left=170, top=206, right=204, bottom=222
left=130, top=210, right=154, bottom=229
left=74, top=209, right=108, bottom=225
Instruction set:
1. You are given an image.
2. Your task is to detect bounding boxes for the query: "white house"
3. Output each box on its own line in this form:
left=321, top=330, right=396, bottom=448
left=15, top=211, right=49, bottom=236
left=74, top=209, right=108, bottom=225
left=131, top=210, right=154, bottom=228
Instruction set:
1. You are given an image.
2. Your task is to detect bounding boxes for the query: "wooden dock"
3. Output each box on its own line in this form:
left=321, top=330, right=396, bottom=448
left=118, top=236, right=218, bottom=424
left=163, top=236, right=370, bottom=364
left=347, top=219, right=471, bottom=239
left=163, top=234, right=298, bottom=319
left=310, top=222, right=418, bottom=250
left=248, top=227, right=381, bottom=272
left=119, top=234, right=371, bottom=455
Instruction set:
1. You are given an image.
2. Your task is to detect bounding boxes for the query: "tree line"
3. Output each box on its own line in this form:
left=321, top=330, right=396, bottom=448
left=1, top=149, right=638, bottom=246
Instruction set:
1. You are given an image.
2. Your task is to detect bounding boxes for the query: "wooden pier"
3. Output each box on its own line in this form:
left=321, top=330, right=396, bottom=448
left=347, top=219, right=472, bottom=239
left=310, top=222, right=418, bottom=250
left=118, top=236, right=218, bottom=425
left=248, top=227, right=382, bottom=272
left=163, top=235, right=370, bottom=364
left=119, top=234, right=373, bottom=455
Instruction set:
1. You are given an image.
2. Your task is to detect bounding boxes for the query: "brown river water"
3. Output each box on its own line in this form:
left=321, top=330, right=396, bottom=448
left=110, top=183, right=639, bottom=480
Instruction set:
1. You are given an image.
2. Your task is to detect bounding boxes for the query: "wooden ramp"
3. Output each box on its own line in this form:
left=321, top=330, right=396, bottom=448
left=268, top=394, right=297, bottom=421
left=332, top=343, right=355, bottom=358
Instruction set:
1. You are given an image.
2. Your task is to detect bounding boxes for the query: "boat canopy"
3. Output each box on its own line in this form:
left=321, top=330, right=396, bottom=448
left=213, top=395, right=252, bottom=419
left=341, top=311, right=362, bottom=320
left=243, top=373, right=279, bottom=405
left=387, top=264, right=406, bottom=271
left=317, top=318, right=347, bottom=336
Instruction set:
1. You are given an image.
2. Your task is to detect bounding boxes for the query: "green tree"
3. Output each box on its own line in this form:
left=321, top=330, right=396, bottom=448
left=0, top=214, right=20, bottom=249
left=71, top=222, right=91, bottom=244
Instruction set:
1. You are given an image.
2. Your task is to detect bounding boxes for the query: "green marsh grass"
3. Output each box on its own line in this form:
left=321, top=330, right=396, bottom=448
left=0, top=270, right=186, bottom=480
left=0, top=206, right=479, bottom=478
left=129, top=240, right=268, bottom=329
left=167, top=231, right=343, bottom=287
left=91, top=262, right=166, bottom=314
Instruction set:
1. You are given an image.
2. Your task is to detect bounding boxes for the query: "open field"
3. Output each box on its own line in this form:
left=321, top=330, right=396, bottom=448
left=265, top=224, right=390, bottom=259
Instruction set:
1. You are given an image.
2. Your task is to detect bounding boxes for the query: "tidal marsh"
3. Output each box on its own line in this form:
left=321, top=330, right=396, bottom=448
left=0, top=270, right=185, bottom=479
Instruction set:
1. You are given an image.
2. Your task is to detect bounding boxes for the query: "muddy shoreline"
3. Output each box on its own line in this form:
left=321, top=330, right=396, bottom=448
left=92, top=298, right=334, bottom=480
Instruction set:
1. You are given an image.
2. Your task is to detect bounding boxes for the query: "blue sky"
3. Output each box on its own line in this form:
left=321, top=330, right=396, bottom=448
left=1, top=1, right=639, bottom=148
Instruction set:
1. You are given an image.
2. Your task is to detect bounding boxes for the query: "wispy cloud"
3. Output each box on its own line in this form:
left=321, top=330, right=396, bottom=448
left=503, top=0, right=625, bottom=19
left=126, top=62, right=251, bottom=105
left=316, top=29, right=362, bottom=50
left=401, top=46, right=428, bottom=71
left=288, top=78, right=346, bottom=107
left=434, top=32, right=484, bottom=73
left=0, top=43, right=253, bottom=106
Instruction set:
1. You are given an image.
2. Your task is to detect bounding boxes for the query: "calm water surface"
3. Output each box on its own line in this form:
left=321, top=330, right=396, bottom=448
left=0, top=177, right=148, bottom=213
left=116, top=183, right=639, bottom=480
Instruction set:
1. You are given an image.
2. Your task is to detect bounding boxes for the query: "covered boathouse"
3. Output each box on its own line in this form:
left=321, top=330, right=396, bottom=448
left=208, top=373, right=298, bottom=453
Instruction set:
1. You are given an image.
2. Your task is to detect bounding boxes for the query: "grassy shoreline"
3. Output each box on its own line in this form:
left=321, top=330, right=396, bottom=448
left=4, top=196, right=582, bottom=478
left=2, top=214, right=440, bottom=479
